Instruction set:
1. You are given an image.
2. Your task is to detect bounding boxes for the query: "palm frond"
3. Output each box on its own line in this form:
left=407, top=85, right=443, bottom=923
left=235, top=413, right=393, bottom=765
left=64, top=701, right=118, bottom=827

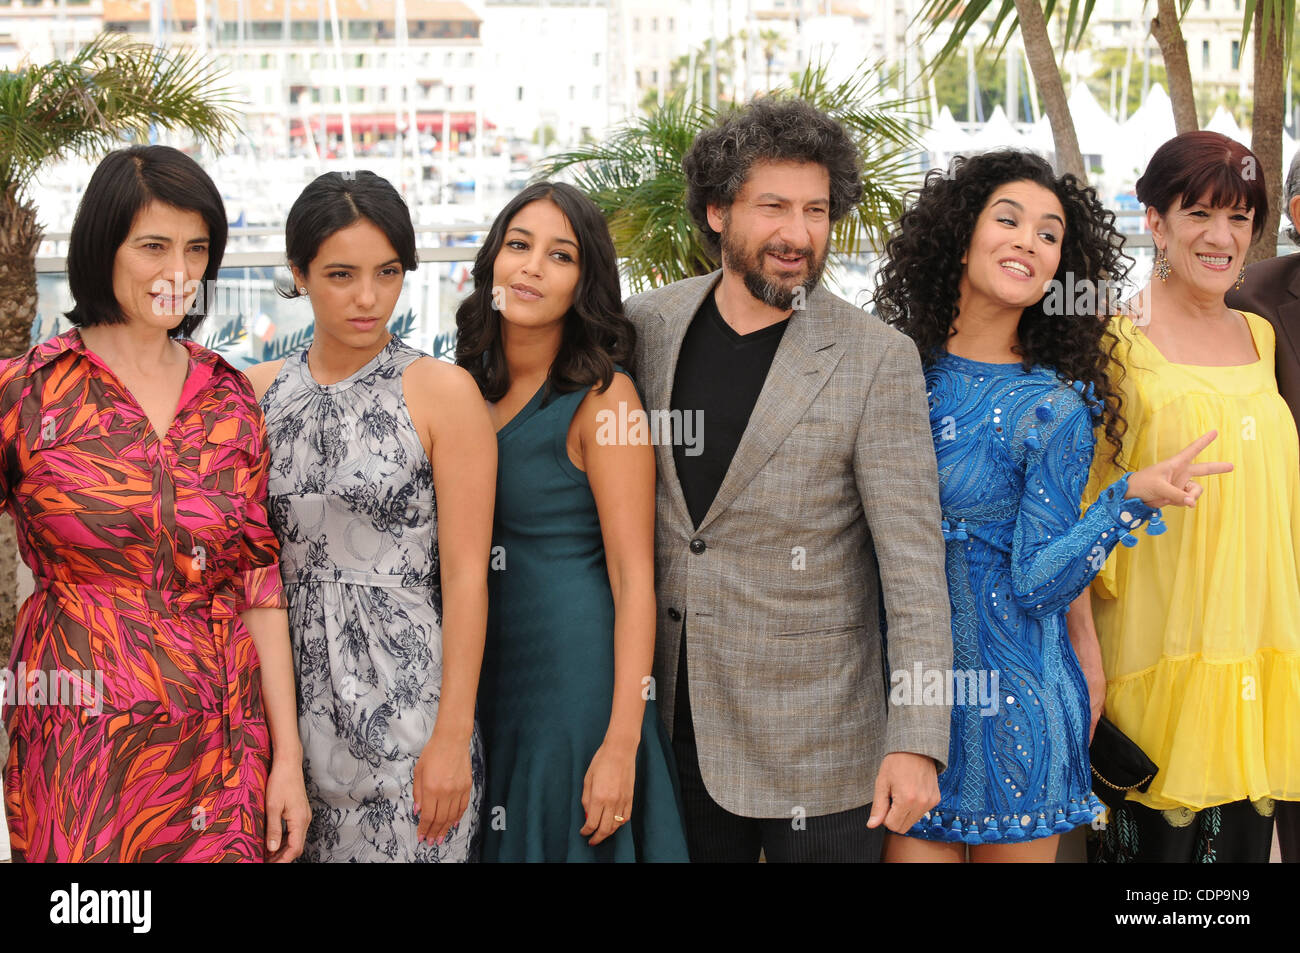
left=914, top=0, right=1103, bottom=75
left=537, top=58, right=922, bottom=291
left=0, top=33, right=240, bottom=193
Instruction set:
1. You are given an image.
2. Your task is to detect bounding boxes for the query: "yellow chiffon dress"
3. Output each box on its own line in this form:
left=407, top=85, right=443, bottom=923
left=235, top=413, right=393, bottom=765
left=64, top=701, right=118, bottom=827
left=1084, top=311, right=1300, bottom=812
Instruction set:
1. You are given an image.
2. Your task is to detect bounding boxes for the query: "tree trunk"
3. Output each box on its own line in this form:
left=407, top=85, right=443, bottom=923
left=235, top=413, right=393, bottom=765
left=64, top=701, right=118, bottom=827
left=1013, top=0, right=1086, bottom=181
left=1151, top=0, right=1200, bottom=133
left=1248, top=3, right=1285, bottom=265
left=0, top=187, right=42, bottom=669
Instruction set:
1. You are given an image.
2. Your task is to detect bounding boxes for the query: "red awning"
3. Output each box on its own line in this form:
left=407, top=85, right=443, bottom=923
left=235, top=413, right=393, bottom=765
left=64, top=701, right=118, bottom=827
left=289, top=112, right=493, bottom=136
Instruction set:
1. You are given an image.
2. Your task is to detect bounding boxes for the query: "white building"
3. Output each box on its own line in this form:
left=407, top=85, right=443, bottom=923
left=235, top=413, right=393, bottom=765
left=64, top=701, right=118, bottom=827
left=0, top=0, right=104, bottom=68
left=476, top=0, right=610, bottom=142
left=100, top=0, right=490, bottom=162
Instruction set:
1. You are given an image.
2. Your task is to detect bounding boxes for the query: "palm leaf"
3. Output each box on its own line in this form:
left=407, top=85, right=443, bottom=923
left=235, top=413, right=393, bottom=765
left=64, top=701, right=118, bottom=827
left=914, top=0, right=1107, bottom=74
left=536, top=58, right=922, bottom=292
left=0, top=32, right=240, bottom=194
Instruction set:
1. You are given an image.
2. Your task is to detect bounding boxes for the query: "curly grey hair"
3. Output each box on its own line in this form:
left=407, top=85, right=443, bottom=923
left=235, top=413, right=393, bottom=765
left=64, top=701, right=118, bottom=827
left=1286, top=150, right=1300, bottom=244
left=682, top=98, right=864, bottom=254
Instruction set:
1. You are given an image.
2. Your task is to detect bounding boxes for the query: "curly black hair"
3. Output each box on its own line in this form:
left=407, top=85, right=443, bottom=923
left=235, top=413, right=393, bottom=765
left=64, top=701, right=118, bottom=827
left=873, top=149, right=1131, bottom=464
left=455, top=181, right=635, bottom=402
left=683, top=98, right=863, bottom=254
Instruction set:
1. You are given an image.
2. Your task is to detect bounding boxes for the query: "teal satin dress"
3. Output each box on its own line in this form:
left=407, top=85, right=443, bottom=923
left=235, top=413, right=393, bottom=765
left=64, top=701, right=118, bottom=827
left=478, top=374, right=689, bottom=862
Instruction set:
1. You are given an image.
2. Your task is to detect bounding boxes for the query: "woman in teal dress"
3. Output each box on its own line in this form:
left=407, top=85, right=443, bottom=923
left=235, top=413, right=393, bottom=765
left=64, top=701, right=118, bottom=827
left=456, top=182, right=689, bottom=862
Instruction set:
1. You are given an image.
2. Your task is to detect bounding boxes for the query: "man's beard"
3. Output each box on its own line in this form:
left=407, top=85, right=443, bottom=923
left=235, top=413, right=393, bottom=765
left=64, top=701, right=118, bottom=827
left=720, top=227, right=827, bottom=311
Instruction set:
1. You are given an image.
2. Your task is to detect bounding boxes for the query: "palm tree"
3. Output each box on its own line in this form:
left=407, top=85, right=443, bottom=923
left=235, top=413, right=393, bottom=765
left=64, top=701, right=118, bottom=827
left=1149, top=0, right=1199, bottom=134
left=1239, top=0, right=1295, bottom=263
left=535, top=60, right=922, bottom=293
left=917, top=0, right=1100, bottom=180
left=0, top=33, right=239, bottom=662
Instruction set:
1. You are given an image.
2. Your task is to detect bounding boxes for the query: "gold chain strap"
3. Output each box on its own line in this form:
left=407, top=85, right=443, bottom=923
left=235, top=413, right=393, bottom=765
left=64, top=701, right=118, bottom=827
left=1091, top=764, right=1154, bottom=792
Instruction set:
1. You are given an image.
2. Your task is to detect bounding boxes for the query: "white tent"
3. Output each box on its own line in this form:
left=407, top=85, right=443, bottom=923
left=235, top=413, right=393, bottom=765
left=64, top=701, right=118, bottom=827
left=969, top=104, right=1024, bottom=152
left=1205, top=105, right=1247, bottom=145
left=924, top=104, right=974, bottom=166
left=1116, top=83, right=1178, bottom=178
left=1025, top=113, right=1055, bottom=158
left=1067, top=82, right=1120, bottom=151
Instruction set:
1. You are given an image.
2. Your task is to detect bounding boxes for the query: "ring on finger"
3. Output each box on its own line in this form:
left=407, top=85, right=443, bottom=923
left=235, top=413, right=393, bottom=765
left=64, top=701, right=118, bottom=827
left=613, top=814, right=626, bottom=823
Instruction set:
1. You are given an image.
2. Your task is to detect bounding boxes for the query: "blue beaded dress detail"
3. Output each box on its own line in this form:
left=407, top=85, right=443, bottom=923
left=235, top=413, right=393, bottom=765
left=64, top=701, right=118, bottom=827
left=907, top=353, right=1159, bottom=845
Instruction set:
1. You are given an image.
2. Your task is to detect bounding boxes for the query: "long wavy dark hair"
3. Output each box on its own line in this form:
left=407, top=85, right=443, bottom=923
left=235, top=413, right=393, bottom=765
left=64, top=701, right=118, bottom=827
left=455, top=181, right=635, bottom=402
left=873, top=149, right=1130, bottom=463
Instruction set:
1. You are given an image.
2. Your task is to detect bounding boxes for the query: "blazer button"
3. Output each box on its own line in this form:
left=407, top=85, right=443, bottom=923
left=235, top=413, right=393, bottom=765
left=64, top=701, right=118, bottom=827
left=667, top=607, right=681, bottom=621
left=689, top=538, right=706, bottom=554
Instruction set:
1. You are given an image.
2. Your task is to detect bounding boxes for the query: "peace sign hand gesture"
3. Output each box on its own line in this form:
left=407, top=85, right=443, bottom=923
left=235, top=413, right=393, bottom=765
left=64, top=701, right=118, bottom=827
left=1126, top=430, right=1234, bottom=508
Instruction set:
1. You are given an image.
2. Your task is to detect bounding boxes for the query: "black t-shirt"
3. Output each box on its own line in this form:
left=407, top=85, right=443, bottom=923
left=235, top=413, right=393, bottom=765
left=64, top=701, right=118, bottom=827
left=670, top=290, right=790, bottom=529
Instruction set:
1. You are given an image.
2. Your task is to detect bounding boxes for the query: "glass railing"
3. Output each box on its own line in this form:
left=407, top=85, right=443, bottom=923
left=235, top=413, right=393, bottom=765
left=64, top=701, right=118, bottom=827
left=33, top=222, right=1294, bottom=368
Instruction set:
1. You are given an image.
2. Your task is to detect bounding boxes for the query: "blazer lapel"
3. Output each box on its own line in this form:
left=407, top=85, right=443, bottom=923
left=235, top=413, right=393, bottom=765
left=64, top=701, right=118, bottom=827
left=652, top=272, right=724, bottom=532
left=695, top=284, right=843, bottom=534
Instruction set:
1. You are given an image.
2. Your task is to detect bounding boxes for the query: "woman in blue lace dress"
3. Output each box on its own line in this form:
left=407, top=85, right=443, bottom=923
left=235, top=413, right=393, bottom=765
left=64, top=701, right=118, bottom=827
left=873, top=150, right=1231, bottom=861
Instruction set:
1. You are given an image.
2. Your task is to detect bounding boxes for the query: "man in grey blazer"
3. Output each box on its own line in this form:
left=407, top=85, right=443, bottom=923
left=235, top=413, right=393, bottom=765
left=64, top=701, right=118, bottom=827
left=623, top=99, right=952, bottom=862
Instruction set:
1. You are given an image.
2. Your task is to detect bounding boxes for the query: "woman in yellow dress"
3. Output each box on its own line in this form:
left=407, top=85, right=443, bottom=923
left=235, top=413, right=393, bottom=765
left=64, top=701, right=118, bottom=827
left=1083, top=131, right=1300, bottom=861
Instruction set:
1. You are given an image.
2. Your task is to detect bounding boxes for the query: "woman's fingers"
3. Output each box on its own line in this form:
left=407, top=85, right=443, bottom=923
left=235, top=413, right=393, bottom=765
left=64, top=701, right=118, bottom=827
left=587, top=803, right=617, bottom=846
left=1187, top=461, right=1233, bottom=477
left=1174, top=429, right=1218, bottom=463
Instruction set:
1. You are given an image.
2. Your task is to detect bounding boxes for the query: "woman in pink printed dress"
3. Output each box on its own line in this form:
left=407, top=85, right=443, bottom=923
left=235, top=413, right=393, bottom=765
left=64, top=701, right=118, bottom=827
left=0, top=146, right=310, bottom=862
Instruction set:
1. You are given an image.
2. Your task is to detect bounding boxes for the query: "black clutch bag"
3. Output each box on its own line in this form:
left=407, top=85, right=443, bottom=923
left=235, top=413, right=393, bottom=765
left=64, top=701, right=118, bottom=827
left=1089, top=716, right=1158, bottom=810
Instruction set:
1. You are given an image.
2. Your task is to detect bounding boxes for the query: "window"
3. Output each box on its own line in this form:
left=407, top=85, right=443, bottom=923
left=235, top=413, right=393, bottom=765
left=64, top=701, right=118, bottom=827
left=633, top=17, right=640, bottom=31
left=651, top=17, right=658, bottom=31
left=1202, top=40, right=1210, bottom=71
left=569, top=85, right=576, bottom=100
left=517, top=86, right=525, bottom=101
left=593, top=52, right=600, bottom=67
left=593, top=85, right=601, bottom=99
left=668, top=17, right=675, bottom=30
left=1231, top=39, right=1240, bottom=70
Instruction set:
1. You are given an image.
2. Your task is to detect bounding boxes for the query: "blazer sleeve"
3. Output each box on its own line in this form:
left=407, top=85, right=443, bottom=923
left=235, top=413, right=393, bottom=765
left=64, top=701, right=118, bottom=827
left=853, top=333, right=953, bottom=769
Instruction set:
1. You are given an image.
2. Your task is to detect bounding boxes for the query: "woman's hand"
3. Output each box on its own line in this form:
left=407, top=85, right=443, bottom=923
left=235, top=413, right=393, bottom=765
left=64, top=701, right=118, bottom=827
left=1082, top=655, right=1107, bottom=743
left=265, top=755, right=311, bottom=862
left=580, top=740, right=637, bottom=846
left=1066, top=590, right=1106, bottom=742
left=1126, top=430, right=1233, bottom=507
left=414, top=732, right=473, bottom=846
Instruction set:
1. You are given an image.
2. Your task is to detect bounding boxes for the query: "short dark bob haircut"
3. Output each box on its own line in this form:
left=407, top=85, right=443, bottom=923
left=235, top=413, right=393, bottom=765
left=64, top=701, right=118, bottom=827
left=455, top=181, right=635, bottom=403
left=874, top=149, right=1131, bottom=464
left=1136, top=130, right=1269, bottom=241
left=683, top=98, right=863, bottom=254
left=282, top=170, right=417, bottom=295
left=65, top=145, right=227, bottom=339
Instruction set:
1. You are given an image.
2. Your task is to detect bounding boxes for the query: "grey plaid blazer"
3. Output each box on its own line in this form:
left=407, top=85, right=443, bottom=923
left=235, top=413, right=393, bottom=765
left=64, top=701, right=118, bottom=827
left=625, top=272, right=953, bottom=818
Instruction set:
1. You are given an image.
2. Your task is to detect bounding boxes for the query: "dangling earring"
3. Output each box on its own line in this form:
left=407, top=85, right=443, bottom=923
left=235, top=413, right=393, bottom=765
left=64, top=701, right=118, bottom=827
left=1235, top=267, right=1246, bottom=290
left=1153, top=246, right=1171, bottom=283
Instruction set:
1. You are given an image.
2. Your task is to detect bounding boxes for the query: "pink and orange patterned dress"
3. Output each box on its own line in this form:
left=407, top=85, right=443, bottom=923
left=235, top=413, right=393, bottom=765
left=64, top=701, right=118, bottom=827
left=0, top=329, right=285, bottom=862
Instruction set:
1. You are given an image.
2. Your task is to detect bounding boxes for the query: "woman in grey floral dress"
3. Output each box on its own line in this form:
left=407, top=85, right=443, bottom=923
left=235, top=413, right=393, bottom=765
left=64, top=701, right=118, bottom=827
left=246, top=171, right=497, bottom=861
